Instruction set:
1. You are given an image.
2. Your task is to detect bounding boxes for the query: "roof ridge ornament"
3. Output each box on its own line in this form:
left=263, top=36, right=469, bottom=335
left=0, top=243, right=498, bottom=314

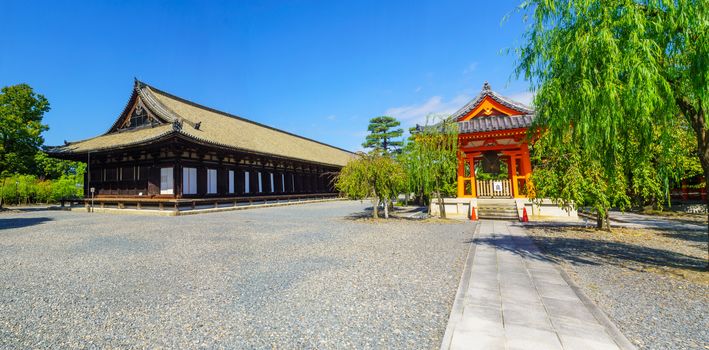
left=172, top=118, right=183, bottom=131
left=482, top=81, right=491, bottom=92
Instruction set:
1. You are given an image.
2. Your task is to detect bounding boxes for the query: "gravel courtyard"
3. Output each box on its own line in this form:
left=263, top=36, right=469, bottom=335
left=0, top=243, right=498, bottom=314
left=0, top=201, right=473, bottom=349
left=525, top=222, right=708, bottom=350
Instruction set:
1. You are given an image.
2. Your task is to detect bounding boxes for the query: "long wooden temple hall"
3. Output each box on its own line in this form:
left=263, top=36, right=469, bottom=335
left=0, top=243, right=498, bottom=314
left=48, top=80, right=353, bottom=212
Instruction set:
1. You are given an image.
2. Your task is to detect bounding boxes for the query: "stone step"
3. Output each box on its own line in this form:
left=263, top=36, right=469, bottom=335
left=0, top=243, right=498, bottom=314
left=478, top=215, right=519, bottom=221
left=477, top=204, right=519, bottom=220
left=478, top=207, right=517, bottom=212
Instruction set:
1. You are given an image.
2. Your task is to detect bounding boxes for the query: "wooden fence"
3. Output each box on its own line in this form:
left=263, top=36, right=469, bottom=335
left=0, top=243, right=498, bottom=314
left=475, top=179, right=512, bottom=198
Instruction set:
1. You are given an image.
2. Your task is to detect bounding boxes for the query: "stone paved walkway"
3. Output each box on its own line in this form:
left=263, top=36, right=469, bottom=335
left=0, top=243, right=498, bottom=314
left=441, top=220, right=635, bottom=350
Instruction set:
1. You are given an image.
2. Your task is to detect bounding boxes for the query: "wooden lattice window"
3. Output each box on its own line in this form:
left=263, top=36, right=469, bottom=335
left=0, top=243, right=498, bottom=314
left=119, top=103, right=155, bottom=130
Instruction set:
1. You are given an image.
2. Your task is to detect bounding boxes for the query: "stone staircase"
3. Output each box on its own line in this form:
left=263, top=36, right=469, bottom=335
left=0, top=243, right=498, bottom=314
left=476, top=199, right=519, bottom=220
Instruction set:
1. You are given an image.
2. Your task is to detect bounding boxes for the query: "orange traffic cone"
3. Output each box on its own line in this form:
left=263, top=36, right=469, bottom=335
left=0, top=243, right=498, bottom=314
left=521, top=207, right=529, bottom=222
left=470, top=207, right=478, bottom=221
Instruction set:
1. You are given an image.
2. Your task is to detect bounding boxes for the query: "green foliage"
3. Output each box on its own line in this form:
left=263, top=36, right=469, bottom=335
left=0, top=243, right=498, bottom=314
left=0, top=84, right=87, bottom=207
left=530, top=120, right=698, bottom=228
left=0, top=171, right=84, bottom=205
left=0, top=84, right=50, bottom=176
left=34, top=151, right=85, bottom=180
left=399, top=116, right=458, bottom=217
left=335, top=153, right=405, bottom=218
left=530, top=132, right=631, bottom=227
left=362, top=116, right=404, bottom=154
left=515, top=0, right=709, bottom=228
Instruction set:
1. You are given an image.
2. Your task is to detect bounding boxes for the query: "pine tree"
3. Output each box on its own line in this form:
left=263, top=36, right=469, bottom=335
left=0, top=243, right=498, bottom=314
left=362, top=116, right=403, bottom=154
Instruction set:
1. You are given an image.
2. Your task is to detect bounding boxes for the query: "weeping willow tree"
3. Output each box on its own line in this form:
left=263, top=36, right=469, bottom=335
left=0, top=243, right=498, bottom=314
left=515, top=0, right=708, bottom=229
left=400, top=116, right=458, bottom=218
left=335, top=153, right=405, bottom=219
left=530, top=118, right=698, bottom=229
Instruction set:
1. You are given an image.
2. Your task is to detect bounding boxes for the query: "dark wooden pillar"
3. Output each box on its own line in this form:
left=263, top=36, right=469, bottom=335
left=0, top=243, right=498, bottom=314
left=197, top=153, right=206, bottom=196
left=148, top=151, right=160, bottom=196
left=174, top=147, right=183, bottom=198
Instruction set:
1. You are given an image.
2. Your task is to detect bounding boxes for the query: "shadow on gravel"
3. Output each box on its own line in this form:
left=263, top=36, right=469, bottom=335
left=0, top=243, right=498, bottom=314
left=0, top=217, right=53, bottom=230
left=657, top=229, right=709, bottom=245
left=472, top=234, right=708, bottom=273
left=343, top=207, right=427, bottom=221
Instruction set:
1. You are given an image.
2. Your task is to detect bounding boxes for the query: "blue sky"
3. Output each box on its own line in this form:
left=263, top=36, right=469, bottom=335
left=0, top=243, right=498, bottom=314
left=1, top=0, right=532, bottom=152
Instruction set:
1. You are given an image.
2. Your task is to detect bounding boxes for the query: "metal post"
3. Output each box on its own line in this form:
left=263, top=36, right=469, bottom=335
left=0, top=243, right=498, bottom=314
left=87, top=151, right=91, bottom=212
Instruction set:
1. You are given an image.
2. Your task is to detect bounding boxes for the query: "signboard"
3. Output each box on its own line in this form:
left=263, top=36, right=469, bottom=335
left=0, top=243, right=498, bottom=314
left=90, top=187, right=95, bottom=193
left=493, top=181, right=503, bottom=192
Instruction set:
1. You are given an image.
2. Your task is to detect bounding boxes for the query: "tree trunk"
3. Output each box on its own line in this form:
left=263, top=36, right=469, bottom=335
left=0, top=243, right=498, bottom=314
left=0, top=177, right=6, bottom=210
left=383, top=198, right=389, bottom=219
left=679, top=98, right=708, bottom=262
left=436, top=191, right=446, bottom=219
left=372, top=189, right=379, bottom=219
left=596, top=208, right=611, bottom=231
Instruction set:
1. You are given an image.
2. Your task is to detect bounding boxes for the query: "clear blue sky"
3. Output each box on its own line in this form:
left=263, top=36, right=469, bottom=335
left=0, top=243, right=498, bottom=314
left=1, top=1, right=531, bottom=152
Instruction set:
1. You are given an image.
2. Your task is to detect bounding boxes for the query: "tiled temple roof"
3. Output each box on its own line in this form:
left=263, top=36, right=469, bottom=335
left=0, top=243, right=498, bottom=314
left=451, top=82, right=534, bottom=121
left=48, top=80, right=354, bottom=167
left=458, top=114, right=534, bottom=133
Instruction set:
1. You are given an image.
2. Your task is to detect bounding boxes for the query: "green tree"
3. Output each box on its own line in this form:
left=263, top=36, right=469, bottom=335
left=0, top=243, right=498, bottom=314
left=34, top=151, right=84, bottom=180
left=515, top=0, right=708, bottom=227
left=0, top=84, right=50, bottom=176
left=362, top=116, right=404, bottom=154
left=400, top=116, right=458, bottom=218
left=0, top=84, right=50, bottom=208
left=530, top=132, right=631, bottom=230
left=335, top=153, right=405, bottom=219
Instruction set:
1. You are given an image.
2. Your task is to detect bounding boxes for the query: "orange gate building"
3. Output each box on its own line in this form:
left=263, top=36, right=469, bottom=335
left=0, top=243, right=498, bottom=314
left=453, top=82, right=535, bottom=199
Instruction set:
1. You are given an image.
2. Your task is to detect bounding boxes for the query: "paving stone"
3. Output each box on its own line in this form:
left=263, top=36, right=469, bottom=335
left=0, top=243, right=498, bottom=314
left=455, top=317, right=504, bottom=337
left=551, top=317, right=614, bottom=339
left=558, top=333, right=620, bottom=350
left=500, top=287, right=543, bottom=304
left=468, top=276, right=499, bottom=291
left=535, top=281, right=580, bottom=301
left=462, top=304, right=503, bottom=323
left=465, top=289, right=501, bottom=308
left=542, top=297, right=598, bottom=324
left=470, top=271, right=498, bottom=283
left=502, top=303, right=553, bottom=330
left=504, top=324, right=564, bottom=350
left=450, top=329, right=505, bottom=350
left=531, top=273, right=567, bottom=286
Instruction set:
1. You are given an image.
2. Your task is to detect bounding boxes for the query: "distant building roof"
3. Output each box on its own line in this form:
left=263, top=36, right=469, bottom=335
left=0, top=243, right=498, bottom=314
left=48, top=80, right=354, bottom=167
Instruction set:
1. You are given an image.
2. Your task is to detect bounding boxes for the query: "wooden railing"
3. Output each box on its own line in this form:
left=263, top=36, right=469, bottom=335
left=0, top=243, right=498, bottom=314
left=475, top=179, right=512, bottom=198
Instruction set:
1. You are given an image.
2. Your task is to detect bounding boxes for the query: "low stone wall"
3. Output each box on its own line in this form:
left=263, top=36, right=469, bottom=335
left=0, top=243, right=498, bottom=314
left=429, top=198, right=475, bottom=220
left=517, top=198, right=578, bottom=221
left=430, top=197, right=578, bottom=221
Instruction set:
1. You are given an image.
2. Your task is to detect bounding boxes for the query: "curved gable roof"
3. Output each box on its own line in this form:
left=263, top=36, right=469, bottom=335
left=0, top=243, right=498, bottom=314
left=451, top=82, right=534, bottom=121
left=48, top=80, right=354, bottom=167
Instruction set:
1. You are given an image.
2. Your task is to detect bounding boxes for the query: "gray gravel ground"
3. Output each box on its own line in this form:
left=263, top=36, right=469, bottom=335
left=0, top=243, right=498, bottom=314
left=0, top=201, right=473, bottom=349
left=525, top=224, right=708, bottom=350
